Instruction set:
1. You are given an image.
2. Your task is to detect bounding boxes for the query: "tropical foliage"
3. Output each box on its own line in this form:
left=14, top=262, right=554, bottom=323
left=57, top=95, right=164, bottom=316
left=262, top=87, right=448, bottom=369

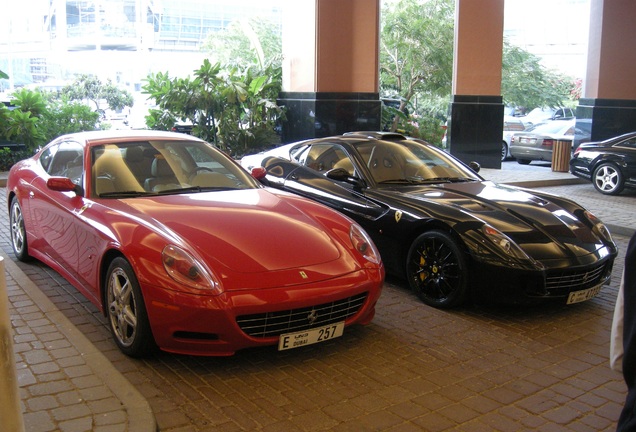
left=203, top=17, right=283, bottom=70
left=380, top=0, right=579, bottom=145
left=144, top=17, right=284, bottom=156
left=61, top=74, right=134, bottom=117
left=143, top=59, right=283, bottom=156
left=0, top=76, right=121, bottom=157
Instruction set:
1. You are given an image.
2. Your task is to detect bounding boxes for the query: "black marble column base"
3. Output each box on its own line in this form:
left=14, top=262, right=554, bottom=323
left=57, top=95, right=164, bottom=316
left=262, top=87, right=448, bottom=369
left=575, top=98, right=636, bottom=148
left=277, top=92, right=382, bottom=143
left=449, top=95, right=503, bottom=169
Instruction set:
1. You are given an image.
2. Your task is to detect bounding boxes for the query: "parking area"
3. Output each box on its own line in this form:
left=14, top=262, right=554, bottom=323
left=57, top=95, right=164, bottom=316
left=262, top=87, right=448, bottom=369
left=3, top=169, right=635, bottom=431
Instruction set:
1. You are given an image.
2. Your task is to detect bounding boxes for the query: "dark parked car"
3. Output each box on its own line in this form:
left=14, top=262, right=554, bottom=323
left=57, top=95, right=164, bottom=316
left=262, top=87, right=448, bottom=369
left=242, top=132, right=617, bottom=309
left=570, top=131, right=636, bottom=195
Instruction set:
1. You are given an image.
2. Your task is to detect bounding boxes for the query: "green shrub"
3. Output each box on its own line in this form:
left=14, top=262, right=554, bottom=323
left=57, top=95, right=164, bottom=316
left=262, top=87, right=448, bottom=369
left=0, top=147, right=32, bottom=172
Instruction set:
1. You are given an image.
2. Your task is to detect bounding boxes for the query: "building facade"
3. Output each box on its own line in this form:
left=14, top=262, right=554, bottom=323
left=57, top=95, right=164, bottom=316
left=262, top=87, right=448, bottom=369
left=1, top=0, right=282, bottom=91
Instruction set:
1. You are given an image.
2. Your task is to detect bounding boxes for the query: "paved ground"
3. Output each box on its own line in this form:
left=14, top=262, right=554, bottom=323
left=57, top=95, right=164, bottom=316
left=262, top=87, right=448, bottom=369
left=2, top=161, right=635, bottom=431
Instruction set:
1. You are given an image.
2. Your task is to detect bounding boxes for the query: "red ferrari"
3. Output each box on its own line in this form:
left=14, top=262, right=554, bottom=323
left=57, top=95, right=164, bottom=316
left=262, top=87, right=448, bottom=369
left=7, top=130, right=384, bottom=357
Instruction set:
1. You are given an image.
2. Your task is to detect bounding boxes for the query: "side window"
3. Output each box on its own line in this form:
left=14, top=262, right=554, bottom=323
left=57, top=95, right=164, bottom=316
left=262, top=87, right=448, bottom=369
left=618, top=138, right=636, bottom=149
left=39, top=145, right=59, bottom=172
left=47, top=141, right=84, bottom=185
left=302, top=144, right=354, bottom=175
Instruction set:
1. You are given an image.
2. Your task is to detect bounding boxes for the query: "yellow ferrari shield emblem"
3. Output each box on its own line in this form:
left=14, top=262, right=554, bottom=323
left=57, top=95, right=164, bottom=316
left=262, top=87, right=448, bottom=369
left=395, top=210, right=402, bottom=223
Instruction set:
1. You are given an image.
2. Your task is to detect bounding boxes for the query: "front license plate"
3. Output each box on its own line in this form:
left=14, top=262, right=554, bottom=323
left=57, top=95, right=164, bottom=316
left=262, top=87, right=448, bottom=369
left=567, top=284, right=602, bottom=304
left=278, top=322, right=345, bottom=351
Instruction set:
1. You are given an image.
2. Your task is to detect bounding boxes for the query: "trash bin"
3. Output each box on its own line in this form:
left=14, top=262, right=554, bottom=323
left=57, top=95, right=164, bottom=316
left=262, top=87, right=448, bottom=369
left=552, top=139, right=572, bottom=172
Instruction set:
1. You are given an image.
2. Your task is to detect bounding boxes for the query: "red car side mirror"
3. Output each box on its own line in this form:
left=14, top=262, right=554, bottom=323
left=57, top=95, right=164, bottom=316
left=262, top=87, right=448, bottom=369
left=251, top=167, right=267, bottom=180
left=47, top=176, right=82, bottom=195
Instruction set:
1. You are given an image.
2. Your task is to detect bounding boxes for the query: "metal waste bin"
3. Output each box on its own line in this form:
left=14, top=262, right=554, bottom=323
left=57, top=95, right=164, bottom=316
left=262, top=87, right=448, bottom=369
left=552, top=139, right=572, bottom=172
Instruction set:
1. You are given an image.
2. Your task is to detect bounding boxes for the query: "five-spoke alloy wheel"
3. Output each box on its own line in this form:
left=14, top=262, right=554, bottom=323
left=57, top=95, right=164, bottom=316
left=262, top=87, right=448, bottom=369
left=10, top=197, right=30, bottom=262
left=593, top=162, right=624, bottom=195
left=106, top=257, right=155, bottom=357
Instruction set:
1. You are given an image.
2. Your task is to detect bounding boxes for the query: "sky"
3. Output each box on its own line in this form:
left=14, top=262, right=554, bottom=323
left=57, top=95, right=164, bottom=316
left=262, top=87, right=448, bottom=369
left=503, top=0, right=591, bottom=78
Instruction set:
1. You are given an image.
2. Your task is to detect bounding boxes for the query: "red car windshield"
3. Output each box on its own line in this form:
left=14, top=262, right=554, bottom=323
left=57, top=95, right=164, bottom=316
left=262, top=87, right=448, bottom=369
left=91, top=139, right=258, bottom=197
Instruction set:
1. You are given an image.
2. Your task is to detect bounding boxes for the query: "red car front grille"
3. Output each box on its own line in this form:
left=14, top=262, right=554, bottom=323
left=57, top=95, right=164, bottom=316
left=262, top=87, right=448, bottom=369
left=236, top=293, right=367, bottom=338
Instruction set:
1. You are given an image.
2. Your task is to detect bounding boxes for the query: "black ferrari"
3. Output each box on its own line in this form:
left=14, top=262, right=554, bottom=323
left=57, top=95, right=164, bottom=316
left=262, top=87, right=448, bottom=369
left=570, top=131, right=636, bottom=195
left=242, top=132, right=617, bottom=309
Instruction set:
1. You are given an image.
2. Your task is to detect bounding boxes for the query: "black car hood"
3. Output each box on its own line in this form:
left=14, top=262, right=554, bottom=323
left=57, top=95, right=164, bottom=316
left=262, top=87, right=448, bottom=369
left=370, top=180, right=609, bottom=262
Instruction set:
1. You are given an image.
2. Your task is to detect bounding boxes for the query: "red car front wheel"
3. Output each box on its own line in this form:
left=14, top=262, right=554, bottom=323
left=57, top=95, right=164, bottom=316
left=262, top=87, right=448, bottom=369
left=106, top=257, right=156, bottom=357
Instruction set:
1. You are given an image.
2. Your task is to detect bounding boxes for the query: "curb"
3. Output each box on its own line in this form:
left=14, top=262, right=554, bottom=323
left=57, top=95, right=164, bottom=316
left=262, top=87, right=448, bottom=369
left=1, top=249, right=157, bottom=432
left=502, top=177, right=588, bottom=189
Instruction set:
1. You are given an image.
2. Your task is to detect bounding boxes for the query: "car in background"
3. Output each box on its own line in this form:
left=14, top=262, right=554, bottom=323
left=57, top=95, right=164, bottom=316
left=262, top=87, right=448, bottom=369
left=510, top=119, right=577, bottom=165
left=519, top=107, right=575, bottom=128
left=242, top=132, right=617, bottom=309
left=570, top=131, right=636, bottom=195
left=502, top=115, right=525, bottom=161
left=7, top=130, right=384, bottom=357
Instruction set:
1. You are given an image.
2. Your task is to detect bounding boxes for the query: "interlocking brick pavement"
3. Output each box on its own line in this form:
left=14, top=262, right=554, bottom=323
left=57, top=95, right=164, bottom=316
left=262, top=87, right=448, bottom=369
left=1, top=161, right=634, bottom=431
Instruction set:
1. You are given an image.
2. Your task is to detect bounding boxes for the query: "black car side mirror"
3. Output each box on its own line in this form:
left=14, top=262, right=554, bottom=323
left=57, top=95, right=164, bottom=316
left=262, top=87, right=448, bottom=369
left=468, top=161, right=481, bottom=173
left=325, top=168, right=366, bottom=189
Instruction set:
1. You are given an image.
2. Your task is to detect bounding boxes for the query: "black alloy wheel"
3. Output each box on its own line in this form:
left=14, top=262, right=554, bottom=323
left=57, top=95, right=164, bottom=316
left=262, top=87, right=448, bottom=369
left=407, top=230, right=468, bottom=309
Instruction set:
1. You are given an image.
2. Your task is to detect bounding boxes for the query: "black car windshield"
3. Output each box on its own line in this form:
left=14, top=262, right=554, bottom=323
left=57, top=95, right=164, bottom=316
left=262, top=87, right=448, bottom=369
left=356, top=139, right=481, bottom=184
left=91, top=139, right=258, bottom=197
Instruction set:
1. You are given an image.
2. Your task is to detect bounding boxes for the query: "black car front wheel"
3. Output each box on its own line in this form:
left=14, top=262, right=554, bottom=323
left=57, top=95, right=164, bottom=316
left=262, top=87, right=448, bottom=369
left=10, top=196, right=31, bottom=262
left=593, top=162, right=624, bottom=195
left=106, top=257, right=156, bottom=357
left=407, top=230, right=468, bottom=309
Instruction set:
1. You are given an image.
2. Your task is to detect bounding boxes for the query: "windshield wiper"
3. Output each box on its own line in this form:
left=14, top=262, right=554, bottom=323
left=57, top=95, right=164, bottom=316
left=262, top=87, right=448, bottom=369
left=419, top=177, right=477, bottom=184
left=99, top=190, right=154, bottom=198
left=447, top=177, right=478, bottom=183
left=377, top=178, right=419, bottom=184
left=155, top=186, right=237, bottom=194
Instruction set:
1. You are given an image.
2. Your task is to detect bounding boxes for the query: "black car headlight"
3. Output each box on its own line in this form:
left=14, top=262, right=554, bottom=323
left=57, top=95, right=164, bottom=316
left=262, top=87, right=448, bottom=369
left=480, top=224, right=533, bottom=261
left=584, top=210, right=614, bottom=244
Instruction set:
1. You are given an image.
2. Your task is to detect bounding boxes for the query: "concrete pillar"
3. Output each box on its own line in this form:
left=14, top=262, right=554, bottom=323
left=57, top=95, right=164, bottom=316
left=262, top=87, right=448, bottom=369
left=448, top=0, right=505, bottom=168
left=576, top=0, right=636, bottom=148
left=278, top=0, right=382, bottom=142
left=0, top=257, right=25, bottom=432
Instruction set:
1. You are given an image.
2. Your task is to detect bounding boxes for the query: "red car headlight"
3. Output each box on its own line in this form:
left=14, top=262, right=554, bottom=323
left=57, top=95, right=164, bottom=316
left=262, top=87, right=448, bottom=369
left=350, top=224, right=381, bottom=265
left=162, top=245, right=222, bottom=294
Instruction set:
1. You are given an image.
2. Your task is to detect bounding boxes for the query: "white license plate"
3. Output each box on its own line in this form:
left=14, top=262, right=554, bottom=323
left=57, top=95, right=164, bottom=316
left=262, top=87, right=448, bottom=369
left=567, top=284, right=602, bottom=304
left=278, top=322, right=345, bottom=351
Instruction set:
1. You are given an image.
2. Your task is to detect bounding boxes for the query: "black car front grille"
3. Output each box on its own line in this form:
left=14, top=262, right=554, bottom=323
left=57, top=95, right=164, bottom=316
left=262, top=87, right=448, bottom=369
left=545, top=261, right=610, bottom=296
left=236, top=292, right=368, bottom=338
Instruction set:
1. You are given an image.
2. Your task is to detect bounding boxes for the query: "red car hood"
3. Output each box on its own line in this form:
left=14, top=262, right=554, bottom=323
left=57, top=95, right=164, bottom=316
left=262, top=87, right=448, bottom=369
left=120, top=189, right=344, bottom=275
